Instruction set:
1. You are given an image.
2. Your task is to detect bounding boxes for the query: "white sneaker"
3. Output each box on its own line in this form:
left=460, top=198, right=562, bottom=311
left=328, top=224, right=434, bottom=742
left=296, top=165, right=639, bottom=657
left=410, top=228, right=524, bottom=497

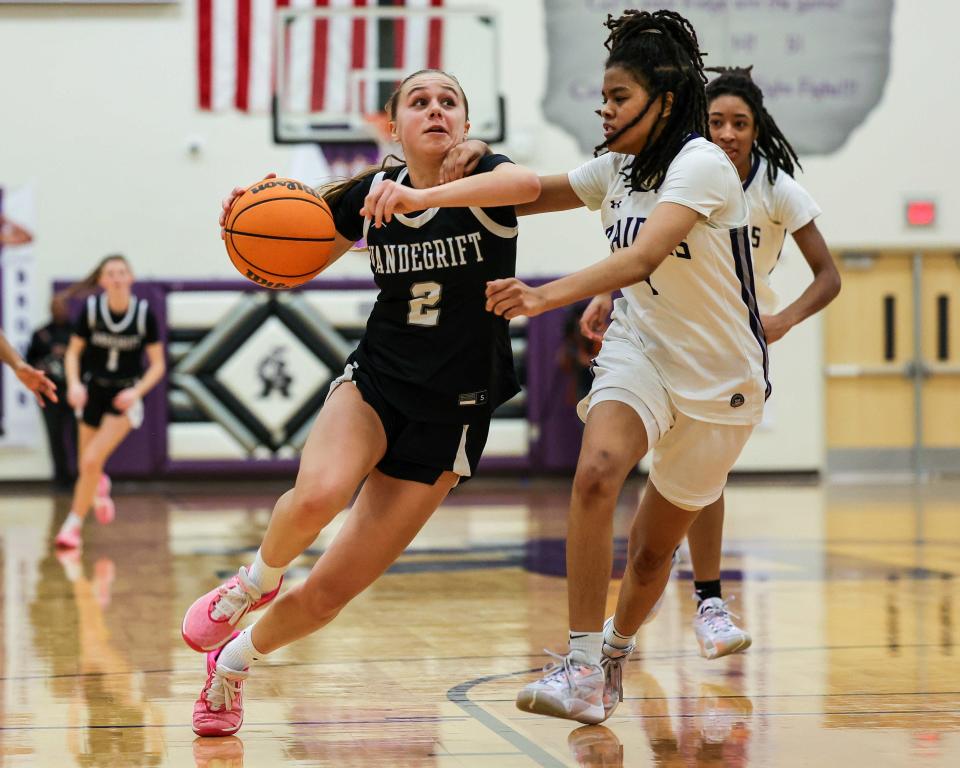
left=693, top=597, right=751, bottom=660
left=600, top=617, right=636, bottom=719
left=642, top=546, right=681, bottom=625
left=516, top=651, right=605, bottom=724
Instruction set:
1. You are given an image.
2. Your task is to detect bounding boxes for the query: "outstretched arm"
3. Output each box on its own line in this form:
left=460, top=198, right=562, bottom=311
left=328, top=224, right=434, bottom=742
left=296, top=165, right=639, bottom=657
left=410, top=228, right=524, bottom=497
left=436, top=140, right=586, bottom=216
left=760, top=221, right=841, bottom=343
left=361, top=164, right=541, bottom=228
left=486, top=202, right=700, bottom=319
left=515, top=174, right=586, bottom=216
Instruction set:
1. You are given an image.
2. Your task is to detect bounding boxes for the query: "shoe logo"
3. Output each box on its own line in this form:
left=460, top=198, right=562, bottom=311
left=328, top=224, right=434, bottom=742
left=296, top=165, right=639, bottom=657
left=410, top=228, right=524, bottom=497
left=730, top=393, right=745, bottom=408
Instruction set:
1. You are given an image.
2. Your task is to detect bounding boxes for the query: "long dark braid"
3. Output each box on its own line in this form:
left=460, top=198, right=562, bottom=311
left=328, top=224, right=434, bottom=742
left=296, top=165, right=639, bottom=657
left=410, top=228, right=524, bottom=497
left=705, top=65, right=801, bottom=184
left=594, top=9, right=709, bottom=193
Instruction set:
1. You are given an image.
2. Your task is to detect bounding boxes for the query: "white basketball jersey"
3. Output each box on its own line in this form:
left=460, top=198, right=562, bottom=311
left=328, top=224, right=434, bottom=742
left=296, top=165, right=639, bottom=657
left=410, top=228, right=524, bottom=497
left=569, top=136, right=768, bottom=425
left=742, top=155, right=822, bottom=314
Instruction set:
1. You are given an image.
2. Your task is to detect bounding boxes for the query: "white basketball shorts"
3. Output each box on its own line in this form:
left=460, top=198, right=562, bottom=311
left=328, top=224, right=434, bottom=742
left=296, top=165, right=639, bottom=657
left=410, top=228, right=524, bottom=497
left=577, top=317, right=753, bottom=510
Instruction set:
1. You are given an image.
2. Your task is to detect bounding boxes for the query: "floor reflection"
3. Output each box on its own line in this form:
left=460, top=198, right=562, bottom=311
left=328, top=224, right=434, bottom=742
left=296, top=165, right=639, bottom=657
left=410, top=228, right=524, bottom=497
left=193, top=736, right=244, bottom=768
left=0, top=479, right=957, bottom=766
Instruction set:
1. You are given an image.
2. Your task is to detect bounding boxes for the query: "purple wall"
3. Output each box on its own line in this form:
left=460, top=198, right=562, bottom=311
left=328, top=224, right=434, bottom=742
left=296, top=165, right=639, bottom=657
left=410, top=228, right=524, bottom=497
left=50, top=279, right=586, bottom=478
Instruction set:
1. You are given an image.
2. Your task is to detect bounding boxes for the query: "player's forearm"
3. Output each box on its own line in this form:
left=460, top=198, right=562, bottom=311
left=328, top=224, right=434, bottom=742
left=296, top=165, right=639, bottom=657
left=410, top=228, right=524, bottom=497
left=134, top=360, right=166, bottom=399
left=539, top=248, right=654, bottom=313
left=0, top=331, right=25, bottom=370
left=778, top=267, right=841, bottom=328
left=65, top=350, right=81, bottom=388
left=423, top=166, right=541, bottom=209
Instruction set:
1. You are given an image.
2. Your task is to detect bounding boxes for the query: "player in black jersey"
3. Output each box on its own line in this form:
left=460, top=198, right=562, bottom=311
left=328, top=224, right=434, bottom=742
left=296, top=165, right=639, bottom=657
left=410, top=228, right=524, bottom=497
left=182, top=69, right=540, bottom=736
left=54, top=255, right=165, bottom=549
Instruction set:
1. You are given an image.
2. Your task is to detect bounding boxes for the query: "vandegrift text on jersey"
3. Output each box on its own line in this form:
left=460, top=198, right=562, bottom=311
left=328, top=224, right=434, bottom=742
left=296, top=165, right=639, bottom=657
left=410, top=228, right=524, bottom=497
left=367, top=232, right=484, bottom=275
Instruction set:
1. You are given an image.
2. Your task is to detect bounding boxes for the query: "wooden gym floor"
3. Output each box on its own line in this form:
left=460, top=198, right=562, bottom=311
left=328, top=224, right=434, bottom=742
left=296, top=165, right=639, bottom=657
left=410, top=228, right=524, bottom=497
left=0, top=476, right=958, bottom=767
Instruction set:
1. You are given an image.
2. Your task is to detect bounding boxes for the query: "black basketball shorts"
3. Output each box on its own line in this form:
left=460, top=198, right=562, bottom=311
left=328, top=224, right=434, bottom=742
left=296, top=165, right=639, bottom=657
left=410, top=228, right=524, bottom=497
left=81, top=380, right=144, bottom=430
left=326, top=362, right=491, bottom=486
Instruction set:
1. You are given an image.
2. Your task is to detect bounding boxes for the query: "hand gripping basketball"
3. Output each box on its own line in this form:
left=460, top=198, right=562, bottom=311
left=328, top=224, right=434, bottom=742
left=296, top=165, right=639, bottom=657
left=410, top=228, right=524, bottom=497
left=223, top=175, right=337, bottom=290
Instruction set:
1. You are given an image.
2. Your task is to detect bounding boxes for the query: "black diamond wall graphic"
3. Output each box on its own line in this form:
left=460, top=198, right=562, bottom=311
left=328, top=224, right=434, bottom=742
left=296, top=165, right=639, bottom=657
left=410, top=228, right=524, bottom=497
left=171, top=293, right=354, bottom=455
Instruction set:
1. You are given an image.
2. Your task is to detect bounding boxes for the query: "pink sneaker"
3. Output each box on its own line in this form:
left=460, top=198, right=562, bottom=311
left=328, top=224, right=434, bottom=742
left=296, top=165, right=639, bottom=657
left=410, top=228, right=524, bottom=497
left=182, top=566, right=282, bottom=652
left=55, top=525, right=82, bottom=550
left=192, top=635, right=248, bottom=737
left=94, top=497, right=116, bottom=524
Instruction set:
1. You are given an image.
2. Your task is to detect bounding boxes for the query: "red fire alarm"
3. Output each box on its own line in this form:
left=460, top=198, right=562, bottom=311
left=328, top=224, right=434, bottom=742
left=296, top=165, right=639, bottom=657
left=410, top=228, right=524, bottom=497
left=905, top=199, right=936, bottom=227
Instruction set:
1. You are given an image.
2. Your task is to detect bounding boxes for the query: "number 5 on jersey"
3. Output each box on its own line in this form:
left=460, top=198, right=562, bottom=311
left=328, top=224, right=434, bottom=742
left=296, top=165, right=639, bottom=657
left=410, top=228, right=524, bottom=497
left=408, top=281, right=442, bottom=327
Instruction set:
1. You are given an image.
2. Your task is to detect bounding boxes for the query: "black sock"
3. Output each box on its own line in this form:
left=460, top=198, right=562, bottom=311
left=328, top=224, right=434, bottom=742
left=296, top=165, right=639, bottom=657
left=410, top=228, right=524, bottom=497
left=694, top=580, right=722, bottom=604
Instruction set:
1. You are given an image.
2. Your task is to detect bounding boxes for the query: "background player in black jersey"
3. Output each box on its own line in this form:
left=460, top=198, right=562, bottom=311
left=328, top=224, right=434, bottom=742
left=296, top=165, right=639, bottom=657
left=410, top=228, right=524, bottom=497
left=55, top=255, right=165, bottom=549
left=27, top=295, right=78, bottom=487
left=181, top=69, right=540, bottom=737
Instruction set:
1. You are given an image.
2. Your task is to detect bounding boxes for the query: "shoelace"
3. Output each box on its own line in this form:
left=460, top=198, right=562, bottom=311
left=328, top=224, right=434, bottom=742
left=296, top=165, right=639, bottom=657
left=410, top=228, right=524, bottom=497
left=698, top=597, right=741, bottom=634
left=210, top=567, right=262, bottom=624
left=204, top=665, right=249, bottom=712
left=539, top=650, right=597, bottom=692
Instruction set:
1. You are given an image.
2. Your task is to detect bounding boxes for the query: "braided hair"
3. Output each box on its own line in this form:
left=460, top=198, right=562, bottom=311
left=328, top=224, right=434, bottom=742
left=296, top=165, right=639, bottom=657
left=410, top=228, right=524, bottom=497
left=595, top=9, right=709, bottom=193
left=705, top=66, right=801, bottom=184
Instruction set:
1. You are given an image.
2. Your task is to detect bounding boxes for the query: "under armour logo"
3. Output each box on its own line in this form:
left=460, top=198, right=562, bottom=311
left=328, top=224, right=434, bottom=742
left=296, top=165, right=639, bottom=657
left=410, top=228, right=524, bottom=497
left=610, top=200, right=622, bottom=208
left=258, top=347, right=293, bottom=398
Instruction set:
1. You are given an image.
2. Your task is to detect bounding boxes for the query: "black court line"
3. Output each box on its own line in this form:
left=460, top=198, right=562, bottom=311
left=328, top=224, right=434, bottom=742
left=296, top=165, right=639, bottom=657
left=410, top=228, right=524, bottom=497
left=447, top=669, right=569, bottom=768
left=445, top=668, right=960, bottom=768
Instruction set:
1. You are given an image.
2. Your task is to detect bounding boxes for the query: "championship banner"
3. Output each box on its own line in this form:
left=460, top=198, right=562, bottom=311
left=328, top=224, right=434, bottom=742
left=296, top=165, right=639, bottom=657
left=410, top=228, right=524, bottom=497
left=0, top=183, right=39, bottom=447
left=543, top=0, right=894, bottom=156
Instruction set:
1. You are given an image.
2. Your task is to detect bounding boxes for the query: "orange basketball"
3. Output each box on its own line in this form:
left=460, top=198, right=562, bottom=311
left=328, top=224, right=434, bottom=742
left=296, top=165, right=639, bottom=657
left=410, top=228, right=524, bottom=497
left=224, top=178, right=336, bottom=289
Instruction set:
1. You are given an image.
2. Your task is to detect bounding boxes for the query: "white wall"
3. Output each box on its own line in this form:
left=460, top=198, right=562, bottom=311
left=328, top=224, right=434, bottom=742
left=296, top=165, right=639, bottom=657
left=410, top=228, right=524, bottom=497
left=0, top=1, right=953, bottom=478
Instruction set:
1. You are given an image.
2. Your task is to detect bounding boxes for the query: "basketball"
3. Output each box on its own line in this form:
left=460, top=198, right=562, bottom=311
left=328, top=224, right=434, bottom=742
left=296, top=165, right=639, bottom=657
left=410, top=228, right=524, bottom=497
left=224, top=178, right=336, bottom=289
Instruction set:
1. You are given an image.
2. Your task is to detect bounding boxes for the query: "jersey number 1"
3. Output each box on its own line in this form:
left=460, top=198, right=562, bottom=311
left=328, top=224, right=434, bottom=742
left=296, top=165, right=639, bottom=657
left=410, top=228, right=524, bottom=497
left=407, top=281, right=442, bottom=327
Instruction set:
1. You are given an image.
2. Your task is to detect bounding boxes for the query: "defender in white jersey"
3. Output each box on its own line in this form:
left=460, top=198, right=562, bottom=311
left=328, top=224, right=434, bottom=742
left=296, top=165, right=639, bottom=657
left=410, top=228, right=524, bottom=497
left=483, top=10, right=768, bottom=724
left=685, top=67, right=840, bottom=656
left=582, top=67, right=840, bottom=662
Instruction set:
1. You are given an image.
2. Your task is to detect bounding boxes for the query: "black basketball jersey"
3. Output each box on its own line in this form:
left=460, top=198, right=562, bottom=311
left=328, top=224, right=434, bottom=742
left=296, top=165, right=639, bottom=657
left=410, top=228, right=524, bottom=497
left=75, top=293, right=159, bottom=382
left=332, top=154, right=521, bottom=423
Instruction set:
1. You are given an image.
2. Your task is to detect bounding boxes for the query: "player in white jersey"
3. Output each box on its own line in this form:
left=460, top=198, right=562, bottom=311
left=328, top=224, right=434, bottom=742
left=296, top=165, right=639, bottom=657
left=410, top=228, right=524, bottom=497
left=483, top=10, right=767, bottom=724
left=580, top=67, right=840, bottom=661
left=679, top=66, right=839, bottom=657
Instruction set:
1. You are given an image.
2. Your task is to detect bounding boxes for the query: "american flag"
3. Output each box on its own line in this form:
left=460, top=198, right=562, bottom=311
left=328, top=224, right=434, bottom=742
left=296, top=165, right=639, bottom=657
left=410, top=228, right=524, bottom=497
left=197, top=0, right=444, bottom=113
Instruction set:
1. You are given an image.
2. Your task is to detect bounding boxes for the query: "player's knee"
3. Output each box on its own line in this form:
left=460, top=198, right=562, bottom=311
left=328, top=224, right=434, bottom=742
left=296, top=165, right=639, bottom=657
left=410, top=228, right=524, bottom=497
left=78, top=453, right=104, bottom=477
left=573, top=450, right=623, bottom=500
left=626, top=543, right=672, bottom=584
left=290, top=478, right=352, bottom=525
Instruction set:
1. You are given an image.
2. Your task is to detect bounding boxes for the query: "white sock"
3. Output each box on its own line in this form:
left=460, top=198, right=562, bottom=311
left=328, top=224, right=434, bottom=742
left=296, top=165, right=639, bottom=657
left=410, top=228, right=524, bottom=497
left=568, top=630, right=603, bottom=666
left=604, top=620, right=636, bottom=650
left=217, top=626, right=264, bottom=672
left=60, top=511, right=84, bottom=533
left=248, top=548, right=285, bottom=593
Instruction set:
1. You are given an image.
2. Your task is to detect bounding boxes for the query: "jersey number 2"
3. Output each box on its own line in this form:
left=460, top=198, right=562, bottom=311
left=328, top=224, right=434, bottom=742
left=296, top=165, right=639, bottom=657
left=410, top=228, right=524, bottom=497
left=407, top=281, right=442, bottom=327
